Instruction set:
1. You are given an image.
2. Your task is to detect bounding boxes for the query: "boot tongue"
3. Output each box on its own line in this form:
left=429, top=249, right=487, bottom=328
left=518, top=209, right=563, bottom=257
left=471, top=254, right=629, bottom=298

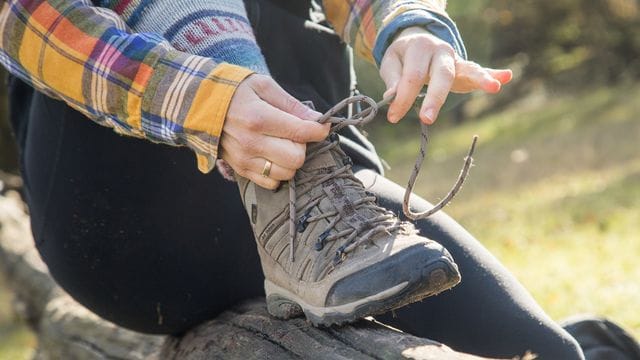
left=302, top=140, right=344, bottom=173
left=299, top=138, right=374, bottom=231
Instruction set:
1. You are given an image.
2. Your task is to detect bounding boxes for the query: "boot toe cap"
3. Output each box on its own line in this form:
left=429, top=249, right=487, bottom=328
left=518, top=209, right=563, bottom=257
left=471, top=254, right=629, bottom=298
left=325, top=241, right=460, bottom=307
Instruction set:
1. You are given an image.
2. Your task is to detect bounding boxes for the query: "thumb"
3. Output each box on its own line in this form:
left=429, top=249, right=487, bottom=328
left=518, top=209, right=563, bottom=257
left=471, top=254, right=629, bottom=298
left=251, top=76, right=322, bottom=121
left=379, top=52, right=402, bottom=94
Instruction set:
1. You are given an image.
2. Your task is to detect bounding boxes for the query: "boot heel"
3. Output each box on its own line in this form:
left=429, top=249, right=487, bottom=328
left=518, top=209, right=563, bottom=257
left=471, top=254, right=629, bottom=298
left=266, top=294, right=304, bottom=319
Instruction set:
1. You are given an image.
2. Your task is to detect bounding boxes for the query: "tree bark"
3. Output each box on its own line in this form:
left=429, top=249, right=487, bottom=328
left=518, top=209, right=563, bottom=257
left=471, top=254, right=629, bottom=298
left=0, top=190, right=499, bottom=360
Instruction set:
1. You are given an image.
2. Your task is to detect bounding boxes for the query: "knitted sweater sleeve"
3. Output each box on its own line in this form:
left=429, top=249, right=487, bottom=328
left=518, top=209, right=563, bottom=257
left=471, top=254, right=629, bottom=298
left=94, top=0, right=269, bottom=75
left=0, top=0, right=254, bottom=173
left=321, top=0, right=466, bottom=65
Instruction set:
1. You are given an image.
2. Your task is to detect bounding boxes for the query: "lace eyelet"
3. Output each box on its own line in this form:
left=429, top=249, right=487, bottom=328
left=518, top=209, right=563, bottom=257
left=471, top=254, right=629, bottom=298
left=333, top=246, right=347, bottom=264
left=315, top=230, right=331, bottom=251
left=297, top=210, right=312, bottom=233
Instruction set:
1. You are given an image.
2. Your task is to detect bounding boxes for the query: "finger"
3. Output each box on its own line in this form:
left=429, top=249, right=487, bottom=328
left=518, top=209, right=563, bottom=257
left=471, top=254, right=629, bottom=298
left=388, top=46, right=432, bottom=123
left=420, top=50, right=456, bottom=124
left=244, top=158, right=296, bottom=181
left=379, top=51, right=402, bottom=94
left=250, top=75, right=322, bottom=121
left=482, top=75, right=502, bottom=93
left=240, top=169, right=281, bottom=190
left=257, top=136, right=307, bottom=170
left=383, top=84, right=398, bottom=100
left=487, top=68, right=513, bottom=84
left=249, top=103, right=329, bottom=143
left=470, top=68, right=502, bottom=94
left=452, top=61, right=513, bottom=93
left=224, top=131, right=307, bottom=171
left=218, top=142, right=280, bottom=189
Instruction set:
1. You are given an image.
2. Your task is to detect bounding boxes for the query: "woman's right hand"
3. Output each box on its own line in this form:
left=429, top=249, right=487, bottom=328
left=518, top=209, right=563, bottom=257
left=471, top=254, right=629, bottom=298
left=221, top=74, right=330, bottom=189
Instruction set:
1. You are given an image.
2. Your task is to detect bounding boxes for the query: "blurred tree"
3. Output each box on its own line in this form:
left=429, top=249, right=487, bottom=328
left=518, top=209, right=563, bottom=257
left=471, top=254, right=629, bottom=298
left=453, top=0, right=640, bottom=86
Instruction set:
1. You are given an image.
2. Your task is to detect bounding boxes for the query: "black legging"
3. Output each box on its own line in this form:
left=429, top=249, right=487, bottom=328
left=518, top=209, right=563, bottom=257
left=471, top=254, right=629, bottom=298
left=7, top=1, right=584, bottom=358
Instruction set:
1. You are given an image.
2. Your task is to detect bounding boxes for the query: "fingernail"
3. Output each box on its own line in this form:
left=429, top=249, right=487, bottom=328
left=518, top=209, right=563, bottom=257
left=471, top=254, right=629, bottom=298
left=492, top=81, right=502, bottom=93
left=387, top=112, right=399, bottom=123
left=424, top=108, right=436, bottom=124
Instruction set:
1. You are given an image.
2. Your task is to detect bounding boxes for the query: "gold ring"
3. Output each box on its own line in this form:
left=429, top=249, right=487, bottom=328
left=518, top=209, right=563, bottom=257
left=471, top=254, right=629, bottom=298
left=261, top=160, right=273, bottom=178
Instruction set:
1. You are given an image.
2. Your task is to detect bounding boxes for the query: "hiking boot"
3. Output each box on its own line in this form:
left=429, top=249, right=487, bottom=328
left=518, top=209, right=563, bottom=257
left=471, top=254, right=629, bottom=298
left=235, top=132, right=461, bottom=326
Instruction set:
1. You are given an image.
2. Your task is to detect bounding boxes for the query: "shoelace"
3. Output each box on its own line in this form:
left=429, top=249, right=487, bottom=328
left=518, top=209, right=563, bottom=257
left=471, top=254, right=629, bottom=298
left=287, top=94, right=478, bottom=263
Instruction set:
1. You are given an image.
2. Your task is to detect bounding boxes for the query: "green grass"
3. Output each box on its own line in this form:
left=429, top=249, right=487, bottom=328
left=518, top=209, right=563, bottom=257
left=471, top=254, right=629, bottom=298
left=369, top=83, right=640, bottom=339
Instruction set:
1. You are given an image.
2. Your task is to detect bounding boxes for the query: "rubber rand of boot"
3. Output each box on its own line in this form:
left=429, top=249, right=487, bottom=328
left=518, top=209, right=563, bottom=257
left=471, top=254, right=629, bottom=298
left=266, top=259, right=460, bottom=327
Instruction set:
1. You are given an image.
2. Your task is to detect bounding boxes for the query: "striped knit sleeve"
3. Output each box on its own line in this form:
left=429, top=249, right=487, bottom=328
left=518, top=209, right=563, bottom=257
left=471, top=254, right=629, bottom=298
left=0, top=0, right=253, bottom=173
left=322, top=0, right=466, bottom=65
left=95, top=0, right=269, bottom=75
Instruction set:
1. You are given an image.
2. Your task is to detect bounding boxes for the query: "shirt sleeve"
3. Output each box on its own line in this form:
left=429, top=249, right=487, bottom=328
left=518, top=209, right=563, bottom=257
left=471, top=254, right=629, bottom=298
left=0, top=0, right=253, bottom=173
left=321, top=0, right=466, bottom=66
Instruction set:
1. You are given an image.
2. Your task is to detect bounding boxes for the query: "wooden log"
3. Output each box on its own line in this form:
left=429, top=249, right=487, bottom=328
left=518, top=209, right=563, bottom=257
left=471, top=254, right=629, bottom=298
left=0, top=190, right=498, bottom=360
left=160, top=299, right=493, bottom=360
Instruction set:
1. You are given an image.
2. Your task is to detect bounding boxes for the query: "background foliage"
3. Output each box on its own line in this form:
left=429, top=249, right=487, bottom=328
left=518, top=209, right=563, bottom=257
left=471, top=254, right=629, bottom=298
left=452, top=0, right=640, bottom=85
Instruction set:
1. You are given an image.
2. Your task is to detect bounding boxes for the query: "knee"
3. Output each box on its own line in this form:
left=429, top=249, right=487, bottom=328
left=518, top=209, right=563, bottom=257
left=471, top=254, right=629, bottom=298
left=533, top=331, right=584, bottom=360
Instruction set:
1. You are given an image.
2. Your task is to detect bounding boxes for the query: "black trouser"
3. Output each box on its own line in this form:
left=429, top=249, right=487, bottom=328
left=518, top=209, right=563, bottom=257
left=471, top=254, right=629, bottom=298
left=8, top=1, right=584, bottom=359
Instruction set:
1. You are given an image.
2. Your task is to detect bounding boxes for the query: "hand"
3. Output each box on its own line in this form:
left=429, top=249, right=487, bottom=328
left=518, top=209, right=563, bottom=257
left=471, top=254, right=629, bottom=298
left=221, top=74, right=330, bottom=189
left=380, top=26, right=513, bottom=124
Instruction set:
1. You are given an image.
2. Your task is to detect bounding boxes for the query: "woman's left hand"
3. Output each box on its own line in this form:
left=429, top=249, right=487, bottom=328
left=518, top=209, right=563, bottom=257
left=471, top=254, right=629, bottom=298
left=379, top=26, right=513, bottom=125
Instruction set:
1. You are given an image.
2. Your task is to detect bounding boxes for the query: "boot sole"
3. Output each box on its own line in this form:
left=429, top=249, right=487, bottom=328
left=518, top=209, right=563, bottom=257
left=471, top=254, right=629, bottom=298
left=265, top=258, right=460, bottom=327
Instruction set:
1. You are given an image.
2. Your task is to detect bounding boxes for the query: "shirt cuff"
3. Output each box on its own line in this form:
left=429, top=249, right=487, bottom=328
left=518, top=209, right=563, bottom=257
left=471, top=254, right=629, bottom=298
left=191, top=63, right=254, bottom=173
left=372, top=9, right=467, bottom=67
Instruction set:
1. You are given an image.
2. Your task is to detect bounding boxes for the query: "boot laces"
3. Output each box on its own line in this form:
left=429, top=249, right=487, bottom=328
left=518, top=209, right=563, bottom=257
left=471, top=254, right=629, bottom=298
left=287, top=94, right=478, bottom=264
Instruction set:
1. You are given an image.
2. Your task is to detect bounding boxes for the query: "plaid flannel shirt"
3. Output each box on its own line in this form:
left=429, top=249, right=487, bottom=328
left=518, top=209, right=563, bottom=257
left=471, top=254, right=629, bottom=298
left=0, top=0, right=461, bottom=173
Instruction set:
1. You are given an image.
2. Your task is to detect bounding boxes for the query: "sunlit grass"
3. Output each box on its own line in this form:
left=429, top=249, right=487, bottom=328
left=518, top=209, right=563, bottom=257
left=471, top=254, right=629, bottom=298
left=369, top=83, right=640, bottom=339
